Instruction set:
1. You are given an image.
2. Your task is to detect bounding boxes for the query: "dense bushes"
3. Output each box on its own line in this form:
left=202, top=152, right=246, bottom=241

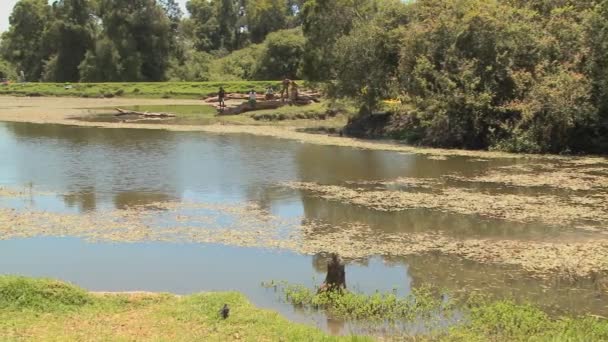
left=0, top=58, right=16, bottom=79
left=321, top=0, right=608, bottom=154
left=169, top=28, right=305, bottom=82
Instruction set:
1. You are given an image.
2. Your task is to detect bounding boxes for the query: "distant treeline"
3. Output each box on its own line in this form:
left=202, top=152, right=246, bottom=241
left=1, top=0, right=607, bottom=153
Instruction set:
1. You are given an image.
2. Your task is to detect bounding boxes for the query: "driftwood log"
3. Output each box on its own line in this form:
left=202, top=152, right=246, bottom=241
left=114, top=108, right=176, bottom=118
left=218, top=100, right=289, bottom=115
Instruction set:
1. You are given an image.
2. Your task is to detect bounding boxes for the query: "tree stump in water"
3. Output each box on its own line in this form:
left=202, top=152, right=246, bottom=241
left=318, top=254, right=346, bottom=293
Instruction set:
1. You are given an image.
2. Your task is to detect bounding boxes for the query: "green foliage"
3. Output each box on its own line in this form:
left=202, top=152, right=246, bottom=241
left=443, top=299, right=608, bottom=341
left=332, top=0, right=407, bottom=113
left=167, top=50, right=214, bottom=81
left=0, top=58, right=16, bottom=79
left=247, top=0, right=289, bottom=43
left=265, top=281, right=449, bottom=321
left=312, top=0, right=608, bottom=153
left=254, top=28, right=305, bottom=79
left=184, top=0, right=222, bottom=51
left=42, top=0, right=95, bottom=82
left=0, top=276, right=92, bottom=311
left=79, top=0, right=172, bottom=82
left=300, top=0, right=377, bottom=81
left=209, top=43, right=266, bottom=81
left=498, top=67, right=597, bottom=153
left=0, top=0, right=51, bottom=81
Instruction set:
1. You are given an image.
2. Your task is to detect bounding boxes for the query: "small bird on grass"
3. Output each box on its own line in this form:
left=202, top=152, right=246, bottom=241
left=220, top=304, right=230, bottom=319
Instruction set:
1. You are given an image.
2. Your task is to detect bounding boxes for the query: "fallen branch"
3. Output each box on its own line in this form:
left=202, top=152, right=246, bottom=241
left=114, top=108, right=176, bottom=118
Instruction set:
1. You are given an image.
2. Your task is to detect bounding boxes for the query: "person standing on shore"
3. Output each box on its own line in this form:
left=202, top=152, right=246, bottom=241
left=281, top=77, right=291, bottom=102
left=218, top=87, right=226, bottom=108
left=248, top=89, right=257, bottom=108
left=290, top=81, right=299, bottom=104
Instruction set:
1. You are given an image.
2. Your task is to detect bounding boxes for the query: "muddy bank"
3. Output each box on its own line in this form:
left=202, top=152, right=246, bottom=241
left=1, top=96, right=607, bottom=162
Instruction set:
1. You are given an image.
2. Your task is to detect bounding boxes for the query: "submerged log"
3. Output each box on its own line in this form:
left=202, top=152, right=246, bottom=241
left=114, top=108, right=176, bottom=118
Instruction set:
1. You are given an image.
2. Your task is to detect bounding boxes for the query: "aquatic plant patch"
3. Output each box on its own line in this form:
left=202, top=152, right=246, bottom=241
left=449, top=166, right=608, bottom=191
left=284, top=182, right=608, bottom=229
left=2, top=200, right=608, bottom=279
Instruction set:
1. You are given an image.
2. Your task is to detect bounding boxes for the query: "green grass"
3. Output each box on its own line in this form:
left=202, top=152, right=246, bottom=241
left=6, top=276, right=605, bottom=341
left=0, top=276, right=369, bottom=341
left=266, top=281, right=449, bottom=322
left=266, top=282, right=608, bottom=341
left=0, top=81, right=282, bottom=99
left=440, top=299, right=608, bottom=342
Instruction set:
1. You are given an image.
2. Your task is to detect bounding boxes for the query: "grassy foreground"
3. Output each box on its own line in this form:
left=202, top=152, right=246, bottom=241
left=0, top=276, right=367, bottom=342
left=3, top=276, right=608, bottom=341
left=0, top=81, right=281, bottom=99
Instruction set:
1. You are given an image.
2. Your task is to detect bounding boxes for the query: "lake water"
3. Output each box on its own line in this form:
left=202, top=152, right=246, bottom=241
left=0, top=121, right=606, bottom=335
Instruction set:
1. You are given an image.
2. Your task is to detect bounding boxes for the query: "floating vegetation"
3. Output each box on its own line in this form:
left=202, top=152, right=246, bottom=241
left=0, top=187, right=27, bottom=198
left=344, top=177, right=440, bottom=189
left=2, top=200, right=608, bottom=279
left=450, top=166, right=608, bottom=191
left=285, top=182, right=608, bottom=229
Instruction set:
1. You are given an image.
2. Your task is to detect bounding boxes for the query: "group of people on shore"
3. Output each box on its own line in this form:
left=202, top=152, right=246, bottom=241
left=217, top=77, right=299, bottom=110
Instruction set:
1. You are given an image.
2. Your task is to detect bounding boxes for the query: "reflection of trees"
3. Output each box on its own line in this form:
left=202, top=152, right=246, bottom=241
left=63, top=187, right=97, bottom=212
left=401, top=253, right=608, bottom=316
left=5, top=121, right=174, bottom=146
left=113, top=191, right=175, bottom=209
left=243, top=185, right=290, bottom=212
left=299, top=194, right=554, bottom=239
left=5, top=122, right=181, bottom=210
left=294, top=144, right=407, bottom=183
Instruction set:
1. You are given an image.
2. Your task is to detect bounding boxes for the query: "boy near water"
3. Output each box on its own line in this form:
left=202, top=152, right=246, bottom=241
left=218, top=87, right=226, bottom=108
left=281, top=77, right=291, bottom=101
left=248, top=89, right=257, bottom=108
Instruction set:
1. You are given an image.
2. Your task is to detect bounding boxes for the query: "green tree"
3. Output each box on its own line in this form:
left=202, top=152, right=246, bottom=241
left=166, top=49, right=213, bottom=81
left=254, top=28, right=304, bottom=79
left=0, top=0, right=51, bottom=81
left=185, top=0, right=221, bottom=51
left=300, top=0, right=376, bottom=81
left=501, top=67, right=596, bottom=153
left=42, top=0, right=95, bottom=82
left=79, top=0, right=171, bottom=81
left=246, top=0, right=288, bottom=43
left=159, top=0, right=184, bottom=57
left=332, top=0, right=407, bottom=113
left=0, top=58, right=17, bottom=80
left=217, top=0, right=239, bottom=50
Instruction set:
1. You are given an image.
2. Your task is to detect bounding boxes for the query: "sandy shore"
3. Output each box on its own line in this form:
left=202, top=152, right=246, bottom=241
left=2, top=96, right=607, bottom=162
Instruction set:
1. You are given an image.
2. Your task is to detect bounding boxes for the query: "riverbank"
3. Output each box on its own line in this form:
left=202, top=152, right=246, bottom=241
left=0, top=276, right=366, bottom=341
left=0, top=96, right=606, bottom=162
left=2, top=276, right=607, bottom=341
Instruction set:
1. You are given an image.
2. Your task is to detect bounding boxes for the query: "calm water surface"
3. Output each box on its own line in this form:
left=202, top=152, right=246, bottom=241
left=0, top=122, right=605, bottom=334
